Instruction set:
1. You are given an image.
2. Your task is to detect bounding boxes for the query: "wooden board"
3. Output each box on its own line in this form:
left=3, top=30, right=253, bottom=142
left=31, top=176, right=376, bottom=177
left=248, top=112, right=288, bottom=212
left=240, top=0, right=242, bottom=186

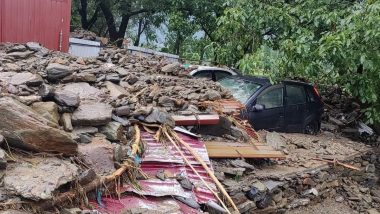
left=172, top=114, right=219, bottom=126
left=204, top=141, right=285, bottom=159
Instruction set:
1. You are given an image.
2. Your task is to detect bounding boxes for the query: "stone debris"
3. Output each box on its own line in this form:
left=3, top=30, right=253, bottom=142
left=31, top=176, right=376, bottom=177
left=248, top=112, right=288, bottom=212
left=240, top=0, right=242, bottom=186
left=0, top=43, right=378, bottom=214
left=3, top=157, right=78, bottom=201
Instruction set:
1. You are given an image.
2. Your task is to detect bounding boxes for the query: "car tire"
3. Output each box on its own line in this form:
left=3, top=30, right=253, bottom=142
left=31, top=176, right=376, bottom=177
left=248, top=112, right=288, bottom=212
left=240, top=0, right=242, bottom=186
left=304, top=120, right=319, bottom=135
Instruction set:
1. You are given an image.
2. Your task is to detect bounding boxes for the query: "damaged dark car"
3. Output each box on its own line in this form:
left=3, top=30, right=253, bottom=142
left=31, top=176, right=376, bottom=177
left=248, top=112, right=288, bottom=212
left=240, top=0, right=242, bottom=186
left=218, top=76, right=324, bottom=134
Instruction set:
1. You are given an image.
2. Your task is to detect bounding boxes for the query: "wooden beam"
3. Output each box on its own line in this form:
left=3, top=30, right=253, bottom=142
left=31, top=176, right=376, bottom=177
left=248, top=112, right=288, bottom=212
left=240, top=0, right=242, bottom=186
left=172, top=114, right=219, bottom=126
left=204, top=141, right=285, bottom=159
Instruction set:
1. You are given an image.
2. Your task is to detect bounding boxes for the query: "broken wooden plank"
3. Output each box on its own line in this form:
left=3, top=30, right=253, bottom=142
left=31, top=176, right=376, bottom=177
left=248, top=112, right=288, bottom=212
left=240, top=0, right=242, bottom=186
left=204, top=141, right=285, bottom=159
left=172, top=114, right=219, bottom=126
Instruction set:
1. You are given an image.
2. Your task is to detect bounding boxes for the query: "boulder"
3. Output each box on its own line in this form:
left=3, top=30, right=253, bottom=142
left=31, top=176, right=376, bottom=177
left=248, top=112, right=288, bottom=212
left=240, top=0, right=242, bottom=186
left=114, top=106, right=131, bottom=116
left=3, top=157, right=79, bottom=201
left=46, top=63, right=72, bottom=82
left=105, top=81, right=128, bottom=99
left=54, top=89, right=80, bottom=107
left=9, top=72, right=43, bottom=87
left=61, top=82, right=103, bottom=100
left=78, top=137, right=115, bottom=175
left=38, top=84, right=55, bottom=100
left=205, top=90, right=221, bottom=101
left=31, top=101, right=60, bottom=124
left=62, top=73, right=97, bottom=83
left=26, top=42, right=42, bottom=52
left=161, top=63, right=180, bottom=73
left=100, top=122, right=124, bottom=142
left=60, top=113, right=73, bottom=132
left=6, top=51, right=33, bottom=59
left=144, top=107, right=175, bottom=127
left=72, top=102, right=112, bottom=126
left=0, top=97, right=77, bottom=155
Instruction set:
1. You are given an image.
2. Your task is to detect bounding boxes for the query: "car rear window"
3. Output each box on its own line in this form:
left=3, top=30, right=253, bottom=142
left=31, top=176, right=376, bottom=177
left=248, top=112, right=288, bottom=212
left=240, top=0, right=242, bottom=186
left=286, top=85, right=306, bottom=105
left=257, top=88, right=283, bottom=109
left=306, top=87, right=317, bottom=102
left=219, top=77, right=262, bottom=103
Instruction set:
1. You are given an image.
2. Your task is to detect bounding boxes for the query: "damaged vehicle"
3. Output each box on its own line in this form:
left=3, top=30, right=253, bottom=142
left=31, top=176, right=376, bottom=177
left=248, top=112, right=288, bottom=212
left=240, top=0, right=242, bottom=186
left=218, top=76, right=324, bottom=134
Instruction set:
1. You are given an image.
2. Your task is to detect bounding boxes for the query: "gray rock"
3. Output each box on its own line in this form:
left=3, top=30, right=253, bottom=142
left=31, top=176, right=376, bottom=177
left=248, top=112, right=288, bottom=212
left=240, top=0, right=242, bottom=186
left=72, top=127, right=99, bottom=135
left=38, top=84, right=55, bottom=100
left=62, top=73, right=97, bottom=83
left=31, top=101, right=60, bottom=124
left=79, top=134, right=92, bottom=144
left=214, top=166, right=245, bottom=176
left=114, top=106, right=130, bottom=116
left=288, top=198, right=310, bottom=209
left=60, top=113, right=73, bottom=132
left=112, top=143, right=124, bottom=163
left=60, top=208, right=82, bottom=214
left=46, top=63, right=72, bottom=82
left=231, top=159, right=255, bottom=170
left=61, top=82, right=103, bottom=100
left=15, top=95, right=41, bottom=105
left=237, top=201, right=256, bottom=213
left=366, top=164, right=376, bottom=173
left=0, top=97, right=77, bottom=155
left=72, top=102, right=112, bottom=126
left=26, top=42, right=42, bottom=52
left=105, top=81, right=128, bottom=99
left=78, top=169, right=97, bottom=185
left=78, top=137, right=115, bottom=175
left=158, top=96, right=175, bottom=107
left=7, top=45, right=27, bottom=53
left=161, top=63, right=180, bottom=73
left=111, top=114, right=130, bottom=126
left=144, top=108, right=175, bottom=127
left=100, top=122, right=124, bottom=141
left=7, top=51, right=33, bottom=59
left=0, top=149, right=6, bottom=169
left=116, top=67, right=129, bottom=77
left=266, top=132, right=286, bottom=150
left=206, top=90, right=221, bottom=101
left=9, top=72, right=43, bottom=87
left=4, top=157, right=79, bottom=201
left=54, top=90, right=80, bottom=107
left=230, top=126, right=250, bottom=142
left=105, top=74, right=120, bottom=83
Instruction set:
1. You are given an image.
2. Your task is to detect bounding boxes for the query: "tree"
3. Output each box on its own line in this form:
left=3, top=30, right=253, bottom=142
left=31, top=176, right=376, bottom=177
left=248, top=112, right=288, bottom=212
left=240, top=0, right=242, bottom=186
left=214, top=0, right=380, bottom=123
left=96, top=0, right=170, bottom=47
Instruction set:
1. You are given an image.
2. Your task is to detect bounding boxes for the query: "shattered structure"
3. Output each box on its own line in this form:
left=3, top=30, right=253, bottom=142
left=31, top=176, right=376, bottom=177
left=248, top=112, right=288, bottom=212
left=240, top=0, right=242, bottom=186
left=0, top=43, right=379, bottom=214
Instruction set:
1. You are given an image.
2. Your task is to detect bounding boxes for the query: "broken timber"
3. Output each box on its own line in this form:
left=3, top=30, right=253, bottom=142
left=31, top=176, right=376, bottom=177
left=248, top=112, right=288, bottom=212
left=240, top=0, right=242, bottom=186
left=172, top=114, right=219, bottom=126
left=204, top=141, right=285, bottom=159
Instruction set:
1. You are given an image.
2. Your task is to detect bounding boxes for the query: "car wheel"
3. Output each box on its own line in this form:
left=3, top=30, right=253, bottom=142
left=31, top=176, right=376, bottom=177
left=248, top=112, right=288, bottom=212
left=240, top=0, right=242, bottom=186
left=304, top=120, right=319, bottom=135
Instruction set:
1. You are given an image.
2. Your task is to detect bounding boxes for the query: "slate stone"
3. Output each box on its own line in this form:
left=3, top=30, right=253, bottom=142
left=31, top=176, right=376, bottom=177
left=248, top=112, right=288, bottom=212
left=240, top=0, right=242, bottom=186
left=72, top=102, right=112, bottom=126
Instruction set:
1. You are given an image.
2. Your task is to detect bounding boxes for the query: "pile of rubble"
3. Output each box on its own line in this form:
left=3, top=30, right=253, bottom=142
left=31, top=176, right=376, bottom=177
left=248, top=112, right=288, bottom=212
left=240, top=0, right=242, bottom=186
left=320, top=86, right=379, bottom=145
left=0, top=42, right=379, bottom=214
left=0, top=42, right=253, bottom=213
left=212, top=132, right=379, bottom=213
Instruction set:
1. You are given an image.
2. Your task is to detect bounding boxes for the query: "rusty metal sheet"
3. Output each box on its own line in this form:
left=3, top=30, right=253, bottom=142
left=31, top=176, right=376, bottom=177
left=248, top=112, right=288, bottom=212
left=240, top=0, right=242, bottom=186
left=91, top=195, right=200, bottom=214
left=141, top=131, right=217, bottom=204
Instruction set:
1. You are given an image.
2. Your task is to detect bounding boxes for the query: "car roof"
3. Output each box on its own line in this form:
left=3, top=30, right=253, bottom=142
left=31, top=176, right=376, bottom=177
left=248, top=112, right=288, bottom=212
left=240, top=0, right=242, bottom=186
left=224, top=75, right=312, bottom=87
left=194, top=65, right=234, bottom=72
left=225, top=75, right=271, bottom=86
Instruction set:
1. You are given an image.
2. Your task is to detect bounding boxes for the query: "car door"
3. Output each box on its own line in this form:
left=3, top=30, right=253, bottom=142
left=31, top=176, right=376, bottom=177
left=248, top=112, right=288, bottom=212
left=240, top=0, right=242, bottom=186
left=284, top=84, right=308, bottom=132
left=248, top=85, right=285, bottom=131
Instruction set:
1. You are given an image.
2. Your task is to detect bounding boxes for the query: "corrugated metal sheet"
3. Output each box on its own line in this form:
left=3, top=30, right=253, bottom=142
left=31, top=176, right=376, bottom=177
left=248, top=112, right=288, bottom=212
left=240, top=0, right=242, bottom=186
left=0, top=0, right=71, bottom=52
left=140, top=131, right=217, bottom=204
left=69, top=38, right=101, bottom=57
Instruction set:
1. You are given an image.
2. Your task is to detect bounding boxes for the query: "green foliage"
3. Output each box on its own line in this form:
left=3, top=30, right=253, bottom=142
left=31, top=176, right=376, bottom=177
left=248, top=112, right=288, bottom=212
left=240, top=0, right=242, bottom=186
left=215, top=0, right=380, bottom=123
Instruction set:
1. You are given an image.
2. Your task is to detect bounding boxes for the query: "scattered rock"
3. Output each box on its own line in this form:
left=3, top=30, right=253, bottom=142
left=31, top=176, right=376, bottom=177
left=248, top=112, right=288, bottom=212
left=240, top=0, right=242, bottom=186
left=4, top=157, right=78, bottom=201
left=61, top=113, right=73, bottom=132
left=54, top=89, right=80, bottom=107
left=78, top=137, right=115, bottom=175
left=61, top=83, right=103, bottom=100
left=144, top=107, right=175, bottom=127
left=72, top=102, right=112, bottom=126
left=214, top=166, right=245, bottom=176
left=31, top=101, right=60, bottom=124
left=0, top=149, right=7, bottom=170
left=161, top=63, right=180, bottom=74
left=205, top=90, right=221, bottom=101
left=105, top=81, right=128, bottom=99
left=26, top=42, right=42, bottom=51
left=60, top=208, right=82, bottom=214
left=100, top=122, right=124, bottom=142
left=46, top=63, right=72, bottom=82
left=9, top=72, right=43, bottom=86
left=114, top=106, right=130, bottom=116
left=0, top=97, right=77, bottom=155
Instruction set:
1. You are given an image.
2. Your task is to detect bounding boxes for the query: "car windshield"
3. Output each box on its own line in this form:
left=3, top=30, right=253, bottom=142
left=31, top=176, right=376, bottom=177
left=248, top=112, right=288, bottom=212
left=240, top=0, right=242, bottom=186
left=218, top=77, right=262, bottom=103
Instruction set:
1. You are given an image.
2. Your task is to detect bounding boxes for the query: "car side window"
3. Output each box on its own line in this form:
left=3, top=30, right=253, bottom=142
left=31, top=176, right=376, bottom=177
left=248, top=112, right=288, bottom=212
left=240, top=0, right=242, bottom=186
left=256, top=87, right=284, bottom=109
left=215, top=71, right=231, bottom=81
left=193, top=70, right=213, bottom=79
left=286, top=85, right=306, bottom=105
left=306, top=87, right=316, bottom=102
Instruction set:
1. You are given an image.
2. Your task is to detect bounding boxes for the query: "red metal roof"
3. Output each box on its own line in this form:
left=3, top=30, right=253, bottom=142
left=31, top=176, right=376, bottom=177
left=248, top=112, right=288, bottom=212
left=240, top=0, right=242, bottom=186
left=0, top=0, right=72, bottom=52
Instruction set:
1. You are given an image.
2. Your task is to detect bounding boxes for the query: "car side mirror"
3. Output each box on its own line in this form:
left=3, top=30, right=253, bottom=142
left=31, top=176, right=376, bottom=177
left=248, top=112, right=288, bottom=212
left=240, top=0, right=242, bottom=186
left=253, top=104, right=265, bottom=112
